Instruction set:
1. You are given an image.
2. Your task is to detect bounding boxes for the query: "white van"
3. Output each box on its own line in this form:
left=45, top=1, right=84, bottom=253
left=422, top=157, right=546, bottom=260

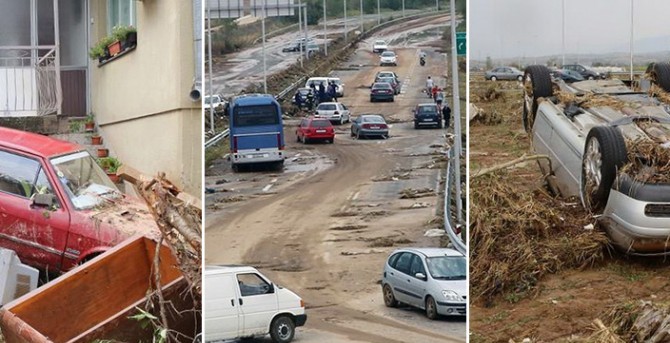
left=204, top=265, right=307, bottom=343
left=305, top=77, right=344, bottom=97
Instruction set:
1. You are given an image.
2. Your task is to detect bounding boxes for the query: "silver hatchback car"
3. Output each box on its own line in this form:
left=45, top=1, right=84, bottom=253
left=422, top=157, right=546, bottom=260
left=382, top=248, right=466, bottom=319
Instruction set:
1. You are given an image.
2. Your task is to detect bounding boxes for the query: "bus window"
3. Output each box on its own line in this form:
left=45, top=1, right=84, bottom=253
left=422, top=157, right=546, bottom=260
left=233, top=105, right=279, bottom=127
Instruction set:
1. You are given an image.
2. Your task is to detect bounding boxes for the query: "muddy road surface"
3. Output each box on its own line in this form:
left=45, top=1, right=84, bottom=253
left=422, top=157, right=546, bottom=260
left=205, top=17, right=464, bottom=343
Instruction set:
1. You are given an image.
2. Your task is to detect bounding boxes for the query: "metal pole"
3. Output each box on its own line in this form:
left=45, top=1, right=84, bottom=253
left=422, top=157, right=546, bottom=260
left=298, top=0, right=303, bottom=67
left=377, top=0, right=380, bottom=25
left=323, top=0, right=327, bottom=56
left=436, top=0, right=439, bottom=11
left=360, top=0, right=363, bottom=32
left=53, top=0, right=62, bottom=114
left=402, top=0, right=405, bottom=17
left=449, top=0, right=462, bottom=223
left=207, top=4, right=214, bottom=133
left=344, top=0, right=348, bottom=42
left=304, top=5, right=309, bottom=60
left=262, top=0, right=268, bottom=93
left=561, top=0, right=565, bottom=66
left=630, top=0, right=634, bottom=81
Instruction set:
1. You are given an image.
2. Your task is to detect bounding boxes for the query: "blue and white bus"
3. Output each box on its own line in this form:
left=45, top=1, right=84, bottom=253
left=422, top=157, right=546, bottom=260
left=229, top=94, right=285, bottom=172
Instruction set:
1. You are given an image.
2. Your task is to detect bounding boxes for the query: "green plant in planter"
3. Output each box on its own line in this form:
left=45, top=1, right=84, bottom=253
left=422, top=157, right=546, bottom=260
left=69, top=120, right=83, bottom=133
left=89, top=36, right=115, bottom=60
left=86, top=113, right=95, bottom=124
left=97, top=157, right=122, bottom=173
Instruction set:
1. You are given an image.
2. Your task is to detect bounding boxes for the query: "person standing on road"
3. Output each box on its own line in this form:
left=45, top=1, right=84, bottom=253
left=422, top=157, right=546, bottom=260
left=318, top=82, right=326, bottom=103
left=294, top=91, right=303, bottom=109
left=328, top=81, right=338, bottom=102
left=426, top=76, right=434, bottom=96
left=442, top=101, right=452, bottom=129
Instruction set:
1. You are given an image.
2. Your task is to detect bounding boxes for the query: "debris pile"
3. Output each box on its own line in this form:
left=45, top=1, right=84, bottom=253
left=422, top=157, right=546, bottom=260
left=622, top=138, right=670, bottom=183
left=588, top=301, right=670, bottom=342
left=470, top=171, right=609, bottom=303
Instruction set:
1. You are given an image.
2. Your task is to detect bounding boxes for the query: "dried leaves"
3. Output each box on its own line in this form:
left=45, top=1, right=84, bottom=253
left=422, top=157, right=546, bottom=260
left=588, top=301, right=670, bottom=342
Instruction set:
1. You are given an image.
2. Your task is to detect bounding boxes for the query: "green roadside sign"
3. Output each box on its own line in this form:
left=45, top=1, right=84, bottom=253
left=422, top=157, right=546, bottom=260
left=456, top=32, right=466, bottom=56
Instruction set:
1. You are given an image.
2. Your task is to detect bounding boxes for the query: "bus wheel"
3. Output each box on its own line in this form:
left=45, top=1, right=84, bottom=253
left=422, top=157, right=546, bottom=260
left=232, top=164, right=239, bottom=172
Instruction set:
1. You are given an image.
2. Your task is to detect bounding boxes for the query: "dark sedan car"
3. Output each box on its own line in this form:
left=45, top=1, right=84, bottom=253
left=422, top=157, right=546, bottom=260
left=375, top=76, right=401, bottom=94
left=370, top=82, right=395, bottom=102
left=562, top=64, right=605, bottom=80
left=551, top=69, right=585, bottom=83
left=350, top=114, right=389, bottom=139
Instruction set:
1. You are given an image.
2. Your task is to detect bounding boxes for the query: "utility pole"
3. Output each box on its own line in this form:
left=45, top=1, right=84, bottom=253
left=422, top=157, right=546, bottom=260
left=377, top=0, right=380, bottom=25
left=630, top=0, right=634, bottom=81
left=436, top=0, right=439, bottom=11
left=561, top=0, right=565, bottom=66
left=207, top=3, right=214, bottom=133
left=402, top=0, right=405, bottom=17
left=304, top=5, right=309, bottom=60
left=360, top=0, right=363, bottom=32
left=262, top=0, right=268, bottom=93
left=323, top=0, right=328, bottom=56
left=449, top=0, right=463, bottom=223
left=298, top=0, right=303, bottom=67
left=344, top=0, right=348, bottom=42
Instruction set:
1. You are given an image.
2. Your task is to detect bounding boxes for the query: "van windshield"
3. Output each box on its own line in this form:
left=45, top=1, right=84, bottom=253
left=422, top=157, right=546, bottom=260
left=233, top=105, right=280, bottom=127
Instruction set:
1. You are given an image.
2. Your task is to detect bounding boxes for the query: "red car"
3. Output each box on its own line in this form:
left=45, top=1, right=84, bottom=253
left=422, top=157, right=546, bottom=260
left=295, top=116, right=335, bottom=143
left=0, top=127, right=159, bottom=273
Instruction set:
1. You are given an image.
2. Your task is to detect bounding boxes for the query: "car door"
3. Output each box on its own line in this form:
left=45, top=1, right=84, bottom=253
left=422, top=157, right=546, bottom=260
left=236, top=272, right=278, bottom=336
left=341, top=104, right=350, bottom=122
left=0, top=149, right=70, bottom=271
left=204, top=273, right=241, bottom=340
left=406, top=254, right=429, bottom=308
left=388, top=252, right=414, bottom=304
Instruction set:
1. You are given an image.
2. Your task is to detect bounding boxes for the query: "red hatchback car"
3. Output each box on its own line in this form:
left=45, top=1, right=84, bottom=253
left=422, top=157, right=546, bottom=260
left=0, top=127, right=159, bottom=273
left=296, top=116, right=335, bottom=143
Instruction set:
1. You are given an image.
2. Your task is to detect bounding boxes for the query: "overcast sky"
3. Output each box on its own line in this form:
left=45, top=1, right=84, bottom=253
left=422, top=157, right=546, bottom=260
left=470, top=0, right=670, bottom=60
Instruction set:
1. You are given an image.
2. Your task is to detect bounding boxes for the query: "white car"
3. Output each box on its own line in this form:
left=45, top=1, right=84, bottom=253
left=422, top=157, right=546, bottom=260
left=379, top=51, right=398, bottom=66
left=314, top=102, right=351, bottom=125
left=204, top=94, right=226, bottom=115
left=204, top=265, right=307, bottom=343
left=305, top=77, right=345, bottom=97
left=372, top=39, right=388, bottom=53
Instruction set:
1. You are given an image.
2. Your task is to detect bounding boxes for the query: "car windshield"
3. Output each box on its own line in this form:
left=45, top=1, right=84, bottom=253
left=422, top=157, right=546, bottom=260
left=363, top=116, right=384, bottom=123
left=375, top=40, right=386, bottom=45
left=425, top=256, right=466, bottom=280
left=381, top=52, right=395, bottom=57
left=50, top=152, right=120, bottom=210
left=298, top=89, right=311, bottom=95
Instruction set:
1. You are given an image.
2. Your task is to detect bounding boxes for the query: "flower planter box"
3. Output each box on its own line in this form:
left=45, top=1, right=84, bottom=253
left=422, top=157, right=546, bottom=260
left=106, top=172, right=120, bottom=183
left=97, top=148, right=109, bottom=158
left=91, top=135, right=102, bottom=145
left=84, top=122, right=95, bottom=132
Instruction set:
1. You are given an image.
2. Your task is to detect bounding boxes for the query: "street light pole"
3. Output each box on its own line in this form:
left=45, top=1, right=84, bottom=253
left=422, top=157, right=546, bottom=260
left=561, top=0, right=565, bottom=66
left=436, top=0, right=439, bottom=11
left=323, top=0, right=328, bottom=56
left=377, top=0, right=380, bottom=25
left=207, top=3, right=214, bottom=133
left=630, top=0, right=634, bottom=81
left=344, top=0, right=348, bottom=42
left=304, top=5, right=309, bottom=60
left=262, top=0, right=268, bottom=93
left=298, top=0, right=303, bottom=67
left=450, top=0, right=462, bottom=223
left=360, top=0, right=363, bottom=32
left=402, top=0, right=405, bottom=17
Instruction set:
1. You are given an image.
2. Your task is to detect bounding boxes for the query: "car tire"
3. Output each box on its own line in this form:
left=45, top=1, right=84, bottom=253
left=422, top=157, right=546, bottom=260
left=391, top=97, right=395, bottom=102
left=270, top=315, right=295, bottom=343
left=329, top=137, right=334, bottom=144
left=523, top=65, right=553, bottom=133
left=414, top=122, right=419, bottom=129
left=517, top=75, right=523, bottom=82
left=370, top=97, right=375, bottom=103
left=383, top=284, right=398, bottom=307
left=425, top=296, right=439, bottom=320
left=340, top=117, right=344, bottom=125
left=581, top=126, right=628, bottom=212
left=232, top=164, right=239, bottom=173
left=490, top=76, right=497, bottom=81
left=647, top=62, right=670, bottom=93
left=437, top=121, right=443, bottom=129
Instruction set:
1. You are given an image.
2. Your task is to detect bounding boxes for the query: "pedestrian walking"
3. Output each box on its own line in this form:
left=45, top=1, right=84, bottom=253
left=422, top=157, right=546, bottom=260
left=442, top=102, right=452, bottom=129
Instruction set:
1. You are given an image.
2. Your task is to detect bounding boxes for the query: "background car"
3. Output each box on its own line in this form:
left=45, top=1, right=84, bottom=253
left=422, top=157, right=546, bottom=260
left=204, top=94, right=226, bottom=115
left=382, top=248, right=466, bottom=319
left=380, top=51, right=398, bottom=66
left=372, top=39, right=388, bottom=53
left=374, top=76, right=400, bottom=94
left=291, top=87, right=316, bottom=109
left=350, top=114, right=389, bottom=139
left=413, top=103, right=443, bottom=129
left=551, top=69, right=585, bottom=83
left=485, top=66, right=524, bottom=81
left=375, top=71, right=401, bottom=84
left=314, top=102, right=351, bottom=125
left=295, top=116, right=335, bottom=144
left=562, top=64, right=604, bottom=80
left=370, top=82, right=395, bottom=102
left=305, top=77, right=344, bottom=97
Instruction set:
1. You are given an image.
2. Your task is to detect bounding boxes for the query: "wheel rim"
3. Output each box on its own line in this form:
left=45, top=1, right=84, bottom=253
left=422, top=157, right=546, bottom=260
left=584, top=138, right=603, bottom=200
left=384, top=286, right=394, bottom=304
left=426, top=298, right=436, bottom=317
left=277, top=321, right=291, bottom=341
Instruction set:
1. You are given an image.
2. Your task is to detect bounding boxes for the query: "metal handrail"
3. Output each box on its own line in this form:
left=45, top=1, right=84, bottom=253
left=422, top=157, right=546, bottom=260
left=444, top=144, right=466, bottom=255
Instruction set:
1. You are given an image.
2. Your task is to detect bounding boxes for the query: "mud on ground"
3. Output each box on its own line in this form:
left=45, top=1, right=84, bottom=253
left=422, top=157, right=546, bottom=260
left=468, top=75, right=670, bottom=342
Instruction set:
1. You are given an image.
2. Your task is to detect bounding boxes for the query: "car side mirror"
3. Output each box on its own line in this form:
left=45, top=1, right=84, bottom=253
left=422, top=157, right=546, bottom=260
left=415, top=272, right=427, bottom=281
left=33, top=193, right=56, bottom=208
left=268, top=283, right=275, bottom=294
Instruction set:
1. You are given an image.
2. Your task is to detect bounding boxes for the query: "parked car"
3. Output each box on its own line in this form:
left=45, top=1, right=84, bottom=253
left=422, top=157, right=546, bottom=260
left=314, top=102, right=351, bottom=125
left=413, top=103, right=443, bottom=129
left=0, top=127, right=159, bottom=273
left=382, top=248, right=466, bottom=319
left=551, top=69, right=585, bottom=83
left=350, top=114, right=389, bottom=139
left=485, top=66, right=524, bottom=81
left=370, top=82, right=395, bottom=102
left=282, top=42, right=302, bottom=52
left=523, top=63, right=670, bottom=255
left=204, top=265, right=307, bottom=343
left=562, top=64, right=605, bottom=80
left=296, top=116, right=335, bottom=144
left=291, top=87, right=316, bottom=110
left=372, top=39, right=388, bottom=53
left=204, top=94, right=226, bottom=115
left=305, top=77, right=344, bottom=97
left=375, top=76, right=401, bottom=95
left=380, top=51, right=398, bottom=66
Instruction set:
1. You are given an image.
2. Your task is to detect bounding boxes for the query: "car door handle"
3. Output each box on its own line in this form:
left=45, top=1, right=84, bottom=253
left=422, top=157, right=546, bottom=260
left=239, top=298, right=243, bottom=306
left=231, top=299, right=235, bottom=307
left=389, top=272, right=394, bottom=276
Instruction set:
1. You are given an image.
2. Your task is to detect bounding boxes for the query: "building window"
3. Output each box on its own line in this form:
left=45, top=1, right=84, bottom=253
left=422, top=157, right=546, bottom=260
left=107, top=0, right=136, bottom=34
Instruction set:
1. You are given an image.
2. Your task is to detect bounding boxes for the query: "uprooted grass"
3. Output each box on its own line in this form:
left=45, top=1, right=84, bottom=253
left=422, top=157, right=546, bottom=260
left=585, top=301, right=670, bottom=342
left=470, top=171, right=609, bottom=304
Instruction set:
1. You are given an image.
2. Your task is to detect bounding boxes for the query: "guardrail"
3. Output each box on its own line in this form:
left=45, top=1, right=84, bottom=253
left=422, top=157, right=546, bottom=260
left=204, top=128, right=229, bottom=148
left=470, top=70, right=644, bottom=78
left=444, top=143, right=466, bottom=255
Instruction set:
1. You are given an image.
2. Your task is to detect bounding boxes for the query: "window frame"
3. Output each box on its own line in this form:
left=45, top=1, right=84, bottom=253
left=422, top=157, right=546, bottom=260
left=106, top=0, right=137, bottom=35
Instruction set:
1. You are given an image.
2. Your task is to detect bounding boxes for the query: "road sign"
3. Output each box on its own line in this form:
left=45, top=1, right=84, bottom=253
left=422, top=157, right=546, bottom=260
left=456, top=32, right=466, bottom=56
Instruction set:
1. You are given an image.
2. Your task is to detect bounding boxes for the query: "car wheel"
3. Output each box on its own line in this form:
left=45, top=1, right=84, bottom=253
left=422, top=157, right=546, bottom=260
left=350, top=129, right=355, bottom=137
left=588, top=75, right=595, bottom=80
left=647, top=62, right=670, bottom=93
left=391, top=97, right=395, bottom=102
left=383, top=284, right=398, bottom=307
left=581, top=126, right=627, bottom=212
left=270, top=315, right=295, bottom=343
left=517, top=75, right=523, bottom=82
left=296, top=134, right=301, bottom=143
left=329, top=137, right=334, bottom=144
left=414, top=122, right=419, bottom=129
left=490, top=76, right=497, bottom=81
left=232, top=164, right=239, bottom=173
left=425, top=296, right=439, bottom=320
left=370, top=97, right=375, bottom=103
left=522, top=65, right=553, bottom=133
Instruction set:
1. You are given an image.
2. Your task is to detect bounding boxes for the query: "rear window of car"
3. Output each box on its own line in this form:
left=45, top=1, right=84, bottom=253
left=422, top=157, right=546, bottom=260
left=318, top=104, right=336, bottom=111
left=310, top=120, right=331, bottom=127
left=378, top=77, right=395, bottom=84
left=418, top=106, right=437, bottom=114
left=363, top=116, right=384, bottom=123
left=373, top=83, right=391, bottom=89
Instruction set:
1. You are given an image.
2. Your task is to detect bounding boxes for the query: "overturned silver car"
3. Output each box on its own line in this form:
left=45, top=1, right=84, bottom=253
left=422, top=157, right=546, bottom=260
left=523, top=62, right=670, bottom=255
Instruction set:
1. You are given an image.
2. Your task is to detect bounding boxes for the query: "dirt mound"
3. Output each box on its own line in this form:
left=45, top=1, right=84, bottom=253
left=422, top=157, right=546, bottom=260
left=470, top=171, right=609, bottom=304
